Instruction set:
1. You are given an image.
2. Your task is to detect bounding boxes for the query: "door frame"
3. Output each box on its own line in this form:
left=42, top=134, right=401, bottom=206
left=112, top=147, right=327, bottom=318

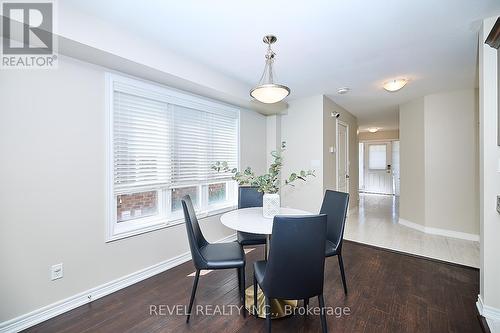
left=336, top=119, right=349, bottom=192
left=363, top=140, right=393, bottom=195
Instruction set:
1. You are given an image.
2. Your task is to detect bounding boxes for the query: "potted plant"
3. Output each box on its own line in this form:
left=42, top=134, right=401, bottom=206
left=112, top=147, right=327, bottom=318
left=212, top=147, right=315, bottom=218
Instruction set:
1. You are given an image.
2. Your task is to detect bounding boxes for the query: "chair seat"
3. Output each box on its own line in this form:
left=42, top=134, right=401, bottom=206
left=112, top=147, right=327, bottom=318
left=237, top=231, right=267, bottom=246
left=199, top=242, right=245, bottom=269
left=253, top=260, right=267, bottom=285
left=325, top=240, right=340, bottom=257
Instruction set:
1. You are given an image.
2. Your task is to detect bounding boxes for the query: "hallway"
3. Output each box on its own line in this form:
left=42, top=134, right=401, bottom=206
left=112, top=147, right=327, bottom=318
left=345, top=193, right=480, bottom=268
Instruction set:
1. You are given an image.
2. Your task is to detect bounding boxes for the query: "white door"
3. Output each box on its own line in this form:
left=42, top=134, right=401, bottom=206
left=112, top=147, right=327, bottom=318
left=392, top=141, right=400, bottom=196
left=364, top=142, right=393, bottom=194
left=337, top=121, right=349, bottom=193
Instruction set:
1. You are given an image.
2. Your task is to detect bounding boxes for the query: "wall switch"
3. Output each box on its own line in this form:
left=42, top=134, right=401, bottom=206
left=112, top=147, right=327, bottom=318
left=497, top=196, right=500, bottom=214
left=51, top=263, right=63, bottom=281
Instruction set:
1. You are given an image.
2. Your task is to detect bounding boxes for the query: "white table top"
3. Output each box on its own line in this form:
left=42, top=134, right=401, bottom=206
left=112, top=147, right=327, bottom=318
left=220, top=207, right=312, bottom=235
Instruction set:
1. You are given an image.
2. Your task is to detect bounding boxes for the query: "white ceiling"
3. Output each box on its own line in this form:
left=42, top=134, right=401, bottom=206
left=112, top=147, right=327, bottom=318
left=64, top=0, right=500, bottom=130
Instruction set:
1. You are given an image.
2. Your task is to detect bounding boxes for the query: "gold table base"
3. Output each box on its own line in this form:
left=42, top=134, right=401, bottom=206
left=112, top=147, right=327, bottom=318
left=245, top=285, right=298, bottom=319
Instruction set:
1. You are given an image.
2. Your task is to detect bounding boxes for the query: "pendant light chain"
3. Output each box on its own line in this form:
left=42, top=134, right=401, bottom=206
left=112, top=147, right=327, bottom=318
left=250, top=35, right=290, bottom=103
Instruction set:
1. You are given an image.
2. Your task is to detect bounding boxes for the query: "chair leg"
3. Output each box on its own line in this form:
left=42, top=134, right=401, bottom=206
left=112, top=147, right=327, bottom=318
left=318, top=294, right=328, bottom=333
left=338, top=254, right=348, bottom=295
left=240, top=266, right=246, bottom=317
left=265, top=295, right=271, bottom=333
left=253, top=274, right=258, bottom=317
left=186, top=269, right=200, bottom=323
left=237, top=267, right=242, bottom=298
left=303, top=298, right=309, bottom=316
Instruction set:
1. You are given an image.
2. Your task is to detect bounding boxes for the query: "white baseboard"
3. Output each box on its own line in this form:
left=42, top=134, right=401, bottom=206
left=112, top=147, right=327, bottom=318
left=477, top=295, right=500, bottom=332
left=0, top=233, right=237, bottom=333
left=398, top=218, right=479, bottom=242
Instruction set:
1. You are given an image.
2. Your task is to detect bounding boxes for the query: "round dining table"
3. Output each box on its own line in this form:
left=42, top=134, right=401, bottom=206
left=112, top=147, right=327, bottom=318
left=220, top=206, right=312, bottom=319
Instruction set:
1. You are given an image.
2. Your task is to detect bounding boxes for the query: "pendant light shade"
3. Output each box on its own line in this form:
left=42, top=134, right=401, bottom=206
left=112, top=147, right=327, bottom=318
left=250, top=35, right=290, bottom=104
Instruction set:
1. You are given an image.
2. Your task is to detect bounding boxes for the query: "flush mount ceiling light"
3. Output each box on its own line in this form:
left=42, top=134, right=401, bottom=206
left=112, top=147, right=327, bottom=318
left=250, top=35, right=290, bottom=104
left=383, top=78, right=408, bottom=92
left=368, top=128, right=379, bottom=133
left=337, top=87, right=350, bottom=95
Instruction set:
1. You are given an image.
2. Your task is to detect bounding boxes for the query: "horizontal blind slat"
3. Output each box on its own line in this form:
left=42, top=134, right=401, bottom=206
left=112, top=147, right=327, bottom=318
left=112, top=80, right=238, bottom=193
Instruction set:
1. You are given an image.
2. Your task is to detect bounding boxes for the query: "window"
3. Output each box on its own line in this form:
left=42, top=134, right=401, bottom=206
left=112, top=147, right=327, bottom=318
left=368, top=144, right=387, bottom=170
left=107, top=74, right=239, bottom=241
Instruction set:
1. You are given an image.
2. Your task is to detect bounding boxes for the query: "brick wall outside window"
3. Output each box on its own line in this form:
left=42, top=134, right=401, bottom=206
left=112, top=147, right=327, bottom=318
left=117, top=190, right=157, bottom=222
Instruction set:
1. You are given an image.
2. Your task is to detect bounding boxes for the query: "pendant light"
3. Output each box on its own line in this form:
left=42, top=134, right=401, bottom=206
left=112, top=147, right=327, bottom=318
left=250, top=35, right=290, bottom=104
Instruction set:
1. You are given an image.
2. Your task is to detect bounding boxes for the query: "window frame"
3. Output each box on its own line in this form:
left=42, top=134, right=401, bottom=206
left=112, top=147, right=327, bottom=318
left=105, top=73, right=240, bottom=242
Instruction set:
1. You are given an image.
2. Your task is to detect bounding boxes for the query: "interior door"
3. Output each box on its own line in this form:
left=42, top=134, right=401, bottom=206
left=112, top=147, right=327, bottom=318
left=337, top=121, right=349, bottom=193
left=364, top=142, right=393, bottom=194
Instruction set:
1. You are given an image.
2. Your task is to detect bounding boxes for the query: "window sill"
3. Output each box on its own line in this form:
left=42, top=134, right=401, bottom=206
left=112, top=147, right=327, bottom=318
left=106, top=204, right=237, bottom=243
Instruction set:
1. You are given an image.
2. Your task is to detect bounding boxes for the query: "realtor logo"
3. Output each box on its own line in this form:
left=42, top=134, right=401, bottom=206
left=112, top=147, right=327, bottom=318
left=1, top=1, right=57, bottom=68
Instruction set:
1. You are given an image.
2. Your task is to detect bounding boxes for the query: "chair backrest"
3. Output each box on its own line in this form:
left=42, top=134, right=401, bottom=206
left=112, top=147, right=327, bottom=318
left=181, top=195, right=208, bottom=269
left=238, top=186, right=263, bottom=209
left=261, top=214, right=327, bottom=299
left=319, top=190, right=349, bottom=250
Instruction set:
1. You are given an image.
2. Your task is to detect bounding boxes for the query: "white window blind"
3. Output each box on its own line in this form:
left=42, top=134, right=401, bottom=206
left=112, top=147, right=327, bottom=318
left=112, top=80, right=238, bottom=195
left=368, top=144, right=387, bottom=170
left=113, top=89, right=172, bottom=194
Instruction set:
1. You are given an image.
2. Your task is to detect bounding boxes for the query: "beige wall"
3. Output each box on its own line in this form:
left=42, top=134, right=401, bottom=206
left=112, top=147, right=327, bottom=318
left=358, top=130, right=399, bottom=141
left=479, top=16, right=500, bottom=313
left=0, top=56, right=267, bottom=322
left=280, top=95, right=358, bottom=213
left=400, top=98, right=426, bottom=226
left=424, top=89, right=479, bottom=234
left=280, top=96, right=325, bottom=212
left=399, top=89, right=479, bottom=236
left=323, top=96, right=359, bottom=207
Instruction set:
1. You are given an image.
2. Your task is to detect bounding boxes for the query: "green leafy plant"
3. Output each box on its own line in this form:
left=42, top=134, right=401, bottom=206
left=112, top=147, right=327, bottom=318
left=212, top=147, right=315, bottom=194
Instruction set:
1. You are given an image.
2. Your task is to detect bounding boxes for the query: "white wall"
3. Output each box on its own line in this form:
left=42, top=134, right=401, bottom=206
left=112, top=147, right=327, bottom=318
left=478, top=16, right=500, bottom=324
left=0, top=56, right=267, bottom=322
left=279, top=95, right=359, bottom=213
left=399, top=90, right=479, bottom=237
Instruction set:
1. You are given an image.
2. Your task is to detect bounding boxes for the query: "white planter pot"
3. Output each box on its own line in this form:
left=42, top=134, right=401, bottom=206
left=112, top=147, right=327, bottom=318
left=263, top=193, right=280, bottom=218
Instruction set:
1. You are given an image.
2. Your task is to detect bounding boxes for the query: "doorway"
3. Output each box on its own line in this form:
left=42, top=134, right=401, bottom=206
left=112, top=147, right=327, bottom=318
left=359, top=141, right=400, bottom=195
left=336, top=120, right=349, bottom=193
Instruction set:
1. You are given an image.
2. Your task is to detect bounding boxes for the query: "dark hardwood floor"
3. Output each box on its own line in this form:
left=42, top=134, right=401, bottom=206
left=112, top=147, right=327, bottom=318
left=24, top=241, right=481, bottom=333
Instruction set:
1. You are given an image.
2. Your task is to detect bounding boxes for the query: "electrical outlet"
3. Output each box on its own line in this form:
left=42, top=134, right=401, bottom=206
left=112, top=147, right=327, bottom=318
left=497, top=196, right=500, bottom=214
left=51, top=263, right=63, bottom=281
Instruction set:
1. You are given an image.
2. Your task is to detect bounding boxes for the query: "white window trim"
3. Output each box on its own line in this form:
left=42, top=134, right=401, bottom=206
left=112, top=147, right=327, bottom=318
left=105, top=73, right=240, bottom=242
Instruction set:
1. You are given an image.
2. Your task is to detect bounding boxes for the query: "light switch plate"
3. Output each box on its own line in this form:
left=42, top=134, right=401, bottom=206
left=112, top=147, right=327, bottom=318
left=51, top=263, right=63, bottom=281
left=497, top=196, right=500, bottom=214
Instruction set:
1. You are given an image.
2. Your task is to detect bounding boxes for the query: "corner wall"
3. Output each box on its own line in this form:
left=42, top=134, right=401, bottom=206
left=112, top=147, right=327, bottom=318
left=323, top=96, right=359, bottom=207
left=399, top=98, right=426, bottom=227
left=280, top=96, right=325, bottom=212
left=478, top=15, right=500, bottom=325
left=399, top=89, right=479, bottom=237
left=279, top=95, right=358, bottom=213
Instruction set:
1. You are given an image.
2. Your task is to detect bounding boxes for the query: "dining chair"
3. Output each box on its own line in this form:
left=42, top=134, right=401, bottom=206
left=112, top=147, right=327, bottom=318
left=320, top=190, right=350, bottom=295
left=237, top=186, right=267, bottom=251
left=253, top=214, right=328, bottom=333
left=181, top=195, right=246, bottom=323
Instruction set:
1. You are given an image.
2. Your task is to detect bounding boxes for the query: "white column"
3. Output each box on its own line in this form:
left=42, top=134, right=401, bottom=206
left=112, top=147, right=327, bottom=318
left=478, top=16, right=500, bottom=330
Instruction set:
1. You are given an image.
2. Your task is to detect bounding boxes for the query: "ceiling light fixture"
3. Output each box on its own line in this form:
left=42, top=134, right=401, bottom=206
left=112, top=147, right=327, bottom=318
left=368, top=128, right=379, bottom=133
left=337, top=87, right=350, bottom=95
left=250, top=35, right=290, bottom=104
left=383, top=78, right=408, bottom=92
